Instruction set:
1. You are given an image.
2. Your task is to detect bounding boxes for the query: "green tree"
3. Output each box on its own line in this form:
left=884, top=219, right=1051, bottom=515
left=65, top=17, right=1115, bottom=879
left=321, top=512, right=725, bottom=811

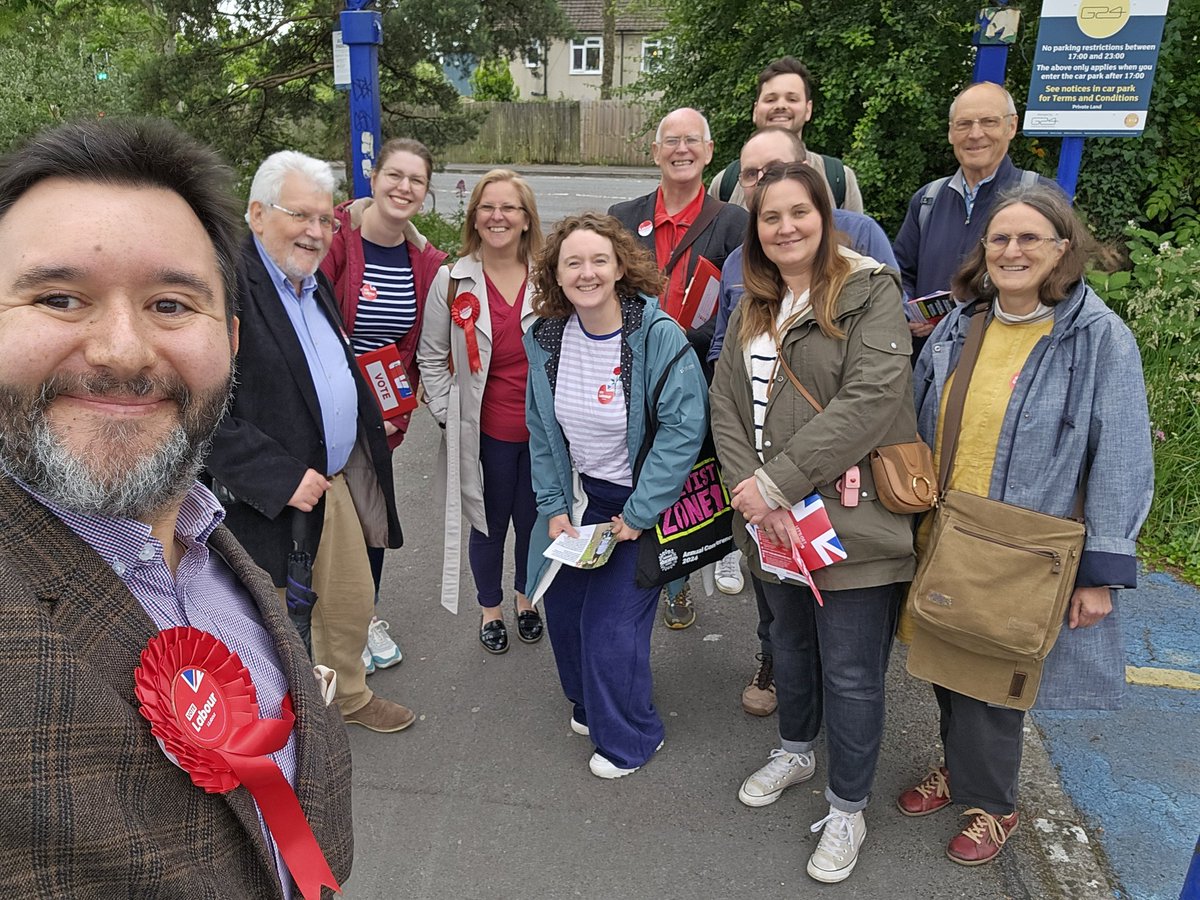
left=470, top=56, right=518, bottom=101
left=1, top=0, right=568, bottom=184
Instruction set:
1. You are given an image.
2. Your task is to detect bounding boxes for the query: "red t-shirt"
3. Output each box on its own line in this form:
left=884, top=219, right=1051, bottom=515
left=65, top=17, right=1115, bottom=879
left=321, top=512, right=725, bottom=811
left=479, top=274, right=530, bottom=442
left=652, top=185, right=706, bottom=323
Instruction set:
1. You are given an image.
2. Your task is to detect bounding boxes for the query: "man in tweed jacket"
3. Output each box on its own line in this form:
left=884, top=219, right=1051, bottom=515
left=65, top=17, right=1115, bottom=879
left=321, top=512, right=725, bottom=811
left=0, top=121, right=352, bottom=897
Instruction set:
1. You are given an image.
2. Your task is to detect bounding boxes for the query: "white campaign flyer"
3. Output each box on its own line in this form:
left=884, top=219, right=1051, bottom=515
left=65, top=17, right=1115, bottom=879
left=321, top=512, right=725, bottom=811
left=542, top=524, right=617, bottom=570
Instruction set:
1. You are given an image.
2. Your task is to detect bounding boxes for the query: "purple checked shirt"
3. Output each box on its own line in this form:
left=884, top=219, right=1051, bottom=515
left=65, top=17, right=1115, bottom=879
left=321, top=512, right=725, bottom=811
left=28, top=480, right=298, bottom=899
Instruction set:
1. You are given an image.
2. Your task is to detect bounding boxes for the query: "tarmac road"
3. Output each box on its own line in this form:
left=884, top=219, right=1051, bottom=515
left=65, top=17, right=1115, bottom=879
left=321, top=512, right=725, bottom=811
left=427, top=164, right=661, bottom=229
left=339, top=413, right=1116, bottom=900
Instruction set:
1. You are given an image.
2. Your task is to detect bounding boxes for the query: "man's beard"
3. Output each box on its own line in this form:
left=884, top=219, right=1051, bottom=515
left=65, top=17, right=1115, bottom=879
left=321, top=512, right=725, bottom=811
left=0, top=370, right=233, bottom=521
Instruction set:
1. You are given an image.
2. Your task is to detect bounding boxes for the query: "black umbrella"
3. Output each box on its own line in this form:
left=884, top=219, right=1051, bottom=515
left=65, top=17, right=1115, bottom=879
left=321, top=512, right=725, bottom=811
left=286, top=511, right=318, bottom=659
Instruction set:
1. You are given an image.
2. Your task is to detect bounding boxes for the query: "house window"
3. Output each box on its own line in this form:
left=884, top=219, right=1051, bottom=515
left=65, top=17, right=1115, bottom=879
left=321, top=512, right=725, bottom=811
left=524, top=42, right=542, bottom=69
left=641, top=38, right=664, bottom=73
left=570, top=37, right=602, bottom=75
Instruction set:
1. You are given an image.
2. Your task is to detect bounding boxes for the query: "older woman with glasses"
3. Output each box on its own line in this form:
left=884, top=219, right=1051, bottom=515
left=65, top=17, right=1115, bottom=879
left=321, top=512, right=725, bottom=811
left=900, top=185, right=1152, bottom=866
left=418, top=170, right=544, bottom=654
left=321, top=137, right=448, bottom=672
left=709, top=161, right=917, bottom=884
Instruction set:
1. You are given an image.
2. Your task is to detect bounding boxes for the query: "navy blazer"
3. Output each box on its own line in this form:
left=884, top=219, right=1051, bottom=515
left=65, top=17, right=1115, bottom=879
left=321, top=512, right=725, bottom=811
left=205, top=234, right=402, bottom=585
left=609, top=190, right=748, bottom=370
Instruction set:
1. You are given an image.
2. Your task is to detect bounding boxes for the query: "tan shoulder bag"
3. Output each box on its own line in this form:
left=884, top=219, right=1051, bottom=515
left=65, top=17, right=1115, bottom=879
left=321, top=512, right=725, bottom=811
left=906, top=307, right=1085, bottom=710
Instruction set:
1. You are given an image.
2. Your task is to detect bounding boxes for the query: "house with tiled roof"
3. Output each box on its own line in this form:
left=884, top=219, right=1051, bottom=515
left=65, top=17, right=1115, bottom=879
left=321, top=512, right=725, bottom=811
left=509, top=0, right=667, bottom=100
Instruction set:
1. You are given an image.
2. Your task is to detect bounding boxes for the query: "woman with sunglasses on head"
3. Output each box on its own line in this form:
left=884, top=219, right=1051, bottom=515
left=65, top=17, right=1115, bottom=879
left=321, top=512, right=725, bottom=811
left=321, top=138, right=448, bottom=672
left=900, top=185, right=1152, bottom=866
left=417, top=170, right=545, bottom=654
left=709, top=161, right=917, bottom=883
left=524, top=212, right=707, bottom=779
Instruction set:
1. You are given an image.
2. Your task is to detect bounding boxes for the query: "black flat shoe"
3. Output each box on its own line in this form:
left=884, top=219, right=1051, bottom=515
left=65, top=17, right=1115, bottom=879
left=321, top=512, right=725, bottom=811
left=480, top=616, right=509, bottom=654
left=515, top=601, right=544, bottom=644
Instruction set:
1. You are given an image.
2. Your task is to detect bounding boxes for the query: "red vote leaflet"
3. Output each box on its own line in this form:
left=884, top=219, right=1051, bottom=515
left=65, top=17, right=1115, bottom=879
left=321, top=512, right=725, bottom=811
left=356, top=343, right=419, bottom=420
left=678, top=256, right=722, bottom=330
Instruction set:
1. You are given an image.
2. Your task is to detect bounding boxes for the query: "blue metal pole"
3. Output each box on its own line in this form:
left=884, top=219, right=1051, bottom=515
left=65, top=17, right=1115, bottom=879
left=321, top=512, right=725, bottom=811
left=974, top=45, right=1009, bottom=84
left=1056, top=136, right=1085, bottom=204
left=340, top=4, right=382, bottom=199
left=973, top=4, right=1011, bottom=84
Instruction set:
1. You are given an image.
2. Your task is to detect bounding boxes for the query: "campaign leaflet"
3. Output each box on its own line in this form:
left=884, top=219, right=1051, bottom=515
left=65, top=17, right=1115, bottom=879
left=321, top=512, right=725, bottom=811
left=355, top=343, right=419, bottom=420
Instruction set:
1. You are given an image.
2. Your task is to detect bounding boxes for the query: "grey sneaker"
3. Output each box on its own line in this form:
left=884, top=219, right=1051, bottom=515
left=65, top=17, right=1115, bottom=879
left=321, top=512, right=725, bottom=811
left=807, top=806, right=867, bottom=883
left=663, top=583, right=696, bottom=629
left=738, top=748, right=815, bottom=807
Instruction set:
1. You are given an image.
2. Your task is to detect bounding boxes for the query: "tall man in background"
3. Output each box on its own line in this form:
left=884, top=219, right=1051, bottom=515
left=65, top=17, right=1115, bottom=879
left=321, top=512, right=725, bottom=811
left=709, top=57, right=864, bottom=213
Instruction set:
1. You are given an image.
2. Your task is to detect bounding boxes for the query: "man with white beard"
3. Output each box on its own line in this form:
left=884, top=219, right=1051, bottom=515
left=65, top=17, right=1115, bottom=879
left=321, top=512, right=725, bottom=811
left=0, top=119, right=351, bottom=898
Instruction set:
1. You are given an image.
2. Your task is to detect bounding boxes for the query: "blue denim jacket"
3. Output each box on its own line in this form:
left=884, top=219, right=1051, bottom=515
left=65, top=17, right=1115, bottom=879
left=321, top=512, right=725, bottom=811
left=913, top=281, right=1154, bottom=708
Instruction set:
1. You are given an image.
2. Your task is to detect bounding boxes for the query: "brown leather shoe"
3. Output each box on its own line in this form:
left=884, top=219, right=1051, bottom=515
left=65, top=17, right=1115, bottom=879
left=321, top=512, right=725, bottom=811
left=343, top=696, right=416, bottom=733
left=741, top=653, right=777, bottom=716
left=946, top=809, right=1019, bottom=866
left=897, top=766, right=951, bottom=816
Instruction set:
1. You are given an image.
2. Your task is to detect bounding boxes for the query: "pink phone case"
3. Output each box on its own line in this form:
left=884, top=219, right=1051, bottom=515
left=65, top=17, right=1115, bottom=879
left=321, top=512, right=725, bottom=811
left=839, top=465, right=861, bottom=508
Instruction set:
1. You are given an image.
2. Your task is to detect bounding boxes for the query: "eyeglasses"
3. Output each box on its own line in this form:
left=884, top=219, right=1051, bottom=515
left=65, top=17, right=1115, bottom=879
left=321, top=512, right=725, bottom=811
left=950, top=114, right=1015, bottom=134
left=738, top=162, right=806, bottom=188
left=659, top=135, right=706, bottom=150
left=477, top=203, right=525, bottom=217
left=377, top=171, right=429, bottom=189
left=981, top=232, right=1064, bottom=252
left=269, top=203, right=340, bottom=233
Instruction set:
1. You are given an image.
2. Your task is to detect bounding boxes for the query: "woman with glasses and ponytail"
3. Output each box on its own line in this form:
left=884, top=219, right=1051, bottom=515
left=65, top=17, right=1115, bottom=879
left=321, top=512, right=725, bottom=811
left=321, top=138, right=447, bottom=673
left=709, top=161, right=917, bottom=884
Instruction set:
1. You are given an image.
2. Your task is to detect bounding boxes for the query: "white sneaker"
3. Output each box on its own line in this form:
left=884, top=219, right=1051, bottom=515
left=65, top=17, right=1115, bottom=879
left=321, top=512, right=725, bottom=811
left=588, top=741, right=663, bottom=779
left=738, top=748, right=816, bottom=807
left=570, top=717, right=590, bottom=736
left=366, top=617, right=402, bottom=668
left=714, top=549, right=745, bottom=595
left=807, top=806, right=867, bottom=883
left=361, top=644, right=375, bottom=676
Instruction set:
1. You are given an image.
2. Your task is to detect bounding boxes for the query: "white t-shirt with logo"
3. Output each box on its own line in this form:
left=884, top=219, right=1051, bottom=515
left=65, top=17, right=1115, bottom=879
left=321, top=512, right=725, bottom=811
left=554, top=316, right=632, bottom=486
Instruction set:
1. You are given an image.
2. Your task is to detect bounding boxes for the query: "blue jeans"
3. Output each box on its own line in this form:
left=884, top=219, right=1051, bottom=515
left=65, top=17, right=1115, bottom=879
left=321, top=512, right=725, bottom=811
left=543, top=475, right=664, bottom=769
left=758, top=579, right=902, bottom=812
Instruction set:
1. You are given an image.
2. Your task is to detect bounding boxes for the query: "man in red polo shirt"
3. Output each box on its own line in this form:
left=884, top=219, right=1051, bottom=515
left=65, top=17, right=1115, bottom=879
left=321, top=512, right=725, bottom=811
left=610, top=107, right=747, bottom=372
left=609, top=107, right=747, bottom=630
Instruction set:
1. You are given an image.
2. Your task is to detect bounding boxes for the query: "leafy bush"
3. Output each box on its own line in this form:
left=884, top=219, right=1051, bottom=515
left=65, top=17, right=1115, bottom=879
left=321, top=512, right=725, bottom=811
left=412, top=202, right=466, bottom=259
left=470, top=57, right=518, bottom=102
left=1088, top=228, right=1200, bottom=581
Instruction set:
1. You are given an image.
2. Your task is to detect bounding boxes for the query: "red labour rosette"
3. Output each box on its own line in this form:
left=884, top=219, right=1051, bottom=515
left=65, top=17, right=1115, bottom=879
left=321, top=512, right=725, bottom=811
left=450, top=291, right=484, bottom=373
left=134, top=626, right=339, bottom=899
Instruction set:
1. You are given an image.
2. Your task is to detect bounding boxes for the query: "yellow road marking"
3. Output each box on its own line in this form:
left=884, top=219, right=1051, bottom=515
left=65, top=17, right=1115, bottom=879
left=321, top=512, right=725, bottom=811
left=1126, top=666, right=1200, bottom=691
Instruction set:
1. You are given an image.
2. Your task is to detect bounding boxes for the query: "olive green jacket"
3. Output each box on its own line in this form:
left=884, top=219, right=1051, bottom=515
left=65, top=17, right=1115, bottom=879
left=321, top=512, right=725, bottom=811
left=709, top=254, right=918, bottom=591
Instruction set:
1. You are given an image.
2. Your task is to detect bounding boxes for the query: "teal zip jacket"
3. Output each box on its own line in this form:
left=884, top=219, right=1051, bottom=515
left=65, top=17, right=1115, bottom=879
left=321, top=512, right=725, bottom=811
left=524, top=294, right=709, bottom=598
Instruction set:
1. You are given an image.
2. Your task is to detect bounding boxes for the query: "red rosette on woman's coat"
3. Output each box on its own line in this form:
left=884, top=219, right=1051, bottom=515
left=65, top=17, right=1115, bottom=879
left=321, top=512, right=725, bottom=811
left=134, top=626, right=339, bottom=899
left=450, top=291, right=484, bottom=373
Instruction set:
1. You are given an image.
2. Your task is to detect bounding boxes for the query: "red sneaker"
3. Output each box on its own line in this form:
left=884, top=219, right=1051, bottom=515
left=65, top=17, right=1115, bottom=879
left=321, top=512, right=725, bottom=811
left=946, top=808, right=1019, bottom=866
left=896, top=766, right=951, bottom=817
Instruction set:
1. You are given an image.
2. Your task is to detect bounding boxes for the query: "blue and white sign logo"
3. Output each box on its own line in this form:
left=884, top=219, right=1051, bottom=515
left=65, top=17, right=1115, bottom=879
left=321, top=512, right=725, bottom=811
left=1024, top=0, right=1168, bottom=137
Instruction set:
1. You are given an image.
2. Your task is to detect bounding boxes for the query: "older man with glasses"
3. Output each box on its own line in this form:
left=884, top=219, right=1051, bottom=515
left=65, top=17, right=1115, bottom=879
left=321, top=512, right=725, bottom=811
left=892, top=81, right=1059, bottom=357
left=206, top=150, right=415, bottom=734
left=608, top=107, right=748, bottom=630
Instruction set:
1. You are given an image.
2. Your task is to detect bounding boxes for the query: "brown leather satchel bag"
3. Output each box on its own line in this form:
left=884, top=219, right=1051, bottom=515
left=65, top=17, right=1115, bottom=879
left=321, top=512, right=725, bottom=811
left=775, top=355, right=937, bottom=514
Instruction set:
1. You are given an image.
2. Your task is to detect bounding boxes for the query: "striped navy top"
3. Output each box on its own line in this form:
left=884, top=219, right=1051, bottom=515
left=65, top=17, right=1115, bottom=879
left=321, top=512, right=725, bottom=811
left=350, top=238, right=418, bottom=354
left=747, top=287, right=810, bottom=460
